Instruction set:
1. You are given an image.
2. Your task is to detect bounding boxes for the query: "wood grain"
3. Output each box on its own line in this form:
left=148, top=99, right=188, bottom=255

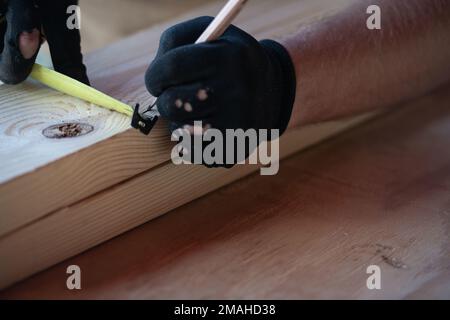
left=0, top=114, right=372, bottom=289
left=2, top=85, right=449, bottom=299
left=1, top=0, right=372, bottom=288
left=0, top=0, right=356, bottom=236
left=79, top=0, right=211, bottom=52
left=0, top=0, right=354, bottom=237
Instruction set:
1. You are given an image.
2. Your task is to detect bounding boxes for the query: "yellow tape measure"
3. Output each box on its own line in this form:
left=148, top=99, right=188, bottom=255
left=30, top=63, right=133, bottom=117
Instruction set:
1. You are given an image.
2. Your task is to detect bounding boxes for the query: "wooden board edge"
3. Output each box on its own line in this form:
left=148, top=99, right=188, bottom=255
left=0, top=124, right=173, bottom=237
left=0, top=113, right=376, bottom=289
left=0, top=0, right=351, bottom=238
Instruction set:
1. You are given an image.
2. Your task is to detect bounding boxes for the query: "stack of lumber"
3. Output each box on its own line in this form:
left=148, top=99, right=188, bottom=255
left=0, top=0, right=371, bottom=289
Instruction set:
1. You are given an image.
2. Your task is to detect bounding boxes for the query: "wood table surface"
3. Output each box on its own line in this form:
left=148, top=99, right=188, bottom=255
left=2, top=84, right=450, bottom=299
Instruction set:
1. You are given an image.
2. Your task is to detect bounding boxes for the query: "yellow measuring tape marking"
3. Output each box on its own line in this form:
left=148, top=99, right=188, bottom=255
left=30, top=63, right=133, bottom=117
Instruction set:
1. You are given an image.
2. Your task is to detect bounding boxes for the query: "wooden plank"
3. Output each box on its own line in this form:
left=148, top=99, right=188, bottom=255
left=79, top=0, right=214, bottom=52
left=2, top=86, right=449, bottom=299
left=0, top=114, right=373, bottom=289
left=0, top=0, right=374, bottom=288
left=0, top=0, right=354, bottom=237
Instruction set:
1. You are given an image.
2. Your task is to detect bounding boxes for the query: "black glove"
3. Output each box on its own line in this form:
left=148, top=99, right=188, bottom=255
left=145, top=16, right=296, bottom=167
left=0, top=0, right=89, bottom=84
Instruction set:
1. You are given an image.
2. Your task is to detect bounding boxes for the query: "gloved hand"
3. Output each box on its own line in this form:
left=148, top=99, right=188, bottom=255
left=0, top=0, right=89, bottom=84
left=145, top=16, right=296, bottom=167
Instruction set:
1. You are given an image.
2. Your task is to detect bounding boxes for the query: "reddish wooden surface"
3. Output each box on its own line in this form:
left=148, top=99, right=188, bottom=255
left=2, top=86, right=450, bottom=299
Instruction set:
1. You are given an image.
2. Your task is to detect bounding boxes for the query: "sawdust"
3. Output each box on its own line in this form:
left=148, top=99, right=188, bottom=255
left=382, top=255, right=408, bottom=269
left=375, top=244, right=408, bottom=269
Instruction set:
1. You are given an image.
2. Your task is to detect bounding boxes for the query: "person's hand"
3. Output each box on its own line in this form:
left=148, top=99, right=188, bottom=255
left=0, top=0, right=88, bottom=84
left=145, top=16, right=296, bottom=167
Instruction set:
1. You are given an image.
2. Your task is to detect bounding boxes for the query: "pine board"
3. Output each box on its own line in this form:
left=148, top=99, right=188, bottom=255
left=0, top=0, right=372, bottom=288
left=2, top=87, right=449, bottom=299
left=0, top=0, right=355, bottom=237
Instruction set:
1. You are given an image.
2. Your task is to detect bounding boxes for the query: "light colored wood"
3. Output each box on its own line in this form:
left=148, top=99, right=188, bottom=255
left=0, top=0, right=370, bottom=288
left=0, top=0, right=354, bottom=237
left=195, top=0, right=248, bottom=43
left=79, top=0, right=212, bottom=52
left=0, top=88, right=170, bottom=236
left=0, top=114, right=373, bottom=289
left=2, top=86, right=449, bottom=299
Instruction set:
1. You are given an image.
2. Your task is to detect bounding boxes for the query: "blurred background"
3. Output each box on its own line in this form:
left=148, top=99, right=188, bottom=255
left=79, top=0, right=209, bottom=52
